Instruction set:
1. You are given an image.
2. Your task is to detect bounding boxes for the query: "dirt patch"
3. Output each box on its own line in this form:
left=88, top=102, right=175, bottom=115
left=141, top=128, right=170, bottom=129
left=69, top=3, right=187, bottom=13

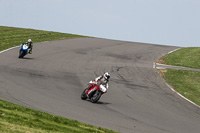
left=157, top=69, right=167, bottom=77
left=157, top=57, right=166, bottom=64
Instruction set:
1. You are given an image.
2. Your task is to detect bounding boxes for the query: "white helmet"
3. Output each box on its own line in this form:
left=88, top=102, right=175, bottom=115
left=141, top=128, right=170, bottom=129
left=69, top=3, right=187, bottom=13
left=28, top=39, right=32, bottom=43
left=104, top=72, right=110, bottom=80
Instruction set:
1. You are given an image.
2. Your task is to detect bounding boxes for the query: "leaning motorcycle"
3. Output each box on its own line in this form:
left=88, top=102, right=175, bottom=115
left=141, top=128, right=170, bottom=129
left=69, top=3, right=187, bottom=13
left=81, top=82, right=106, bottom=103
left=18, top=44, right=28, bottom=58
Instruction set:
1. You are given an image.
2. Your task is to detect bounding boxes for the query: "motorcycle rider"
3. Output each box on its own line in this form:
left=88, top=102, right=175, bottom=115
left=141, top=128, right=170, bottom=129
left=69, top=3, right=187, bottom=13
left=20, top=39, right=33, bottom=54
left=87, top=72, right=110, bottom=97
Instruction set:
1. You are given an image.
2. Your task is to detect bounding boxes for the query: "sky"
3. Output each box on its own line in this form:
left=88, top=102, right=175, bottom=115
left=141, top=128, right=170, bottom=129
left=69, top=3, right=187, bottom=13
left=0, top=0, right=200, bottom=47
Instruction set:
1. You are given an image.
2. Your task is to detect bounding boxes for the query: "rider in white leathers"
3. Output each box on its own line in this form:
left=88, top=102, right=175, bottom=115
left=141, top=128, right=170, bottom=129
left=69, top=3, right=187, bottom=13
left=88, top=72, right=110, bottom=94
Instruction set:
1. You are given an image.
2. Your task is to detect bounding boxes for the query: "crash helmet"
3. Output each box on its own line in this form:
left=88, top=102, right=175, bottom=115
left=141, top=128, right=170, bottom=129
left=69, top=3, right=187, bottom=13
left=104, top=72, right=110, bottom=80
left=28, top=39, right=32, bottom=43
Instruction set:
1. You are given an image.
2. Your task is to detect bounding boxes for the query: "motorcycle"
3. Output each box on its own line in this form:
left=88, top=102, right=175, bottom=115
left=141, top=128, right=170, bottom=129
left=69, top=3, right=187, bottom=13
left=81, top=82, right=106, bottom=103
left=18, top=44, right=29, bottom=58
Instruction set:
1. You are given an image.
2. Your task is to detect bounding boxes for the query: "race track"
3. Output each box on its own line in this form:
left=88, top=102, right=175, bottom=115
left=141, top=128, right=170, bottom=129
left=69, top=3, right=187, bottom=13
left=0, top=38, right=200, bottom=133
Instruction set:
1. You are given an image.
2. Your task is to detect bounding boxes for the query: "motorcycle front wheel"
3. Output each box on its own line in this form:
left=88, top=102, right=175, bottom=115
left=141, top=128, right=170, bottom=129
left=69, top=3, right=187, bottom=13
left=19, top=50, right=26, bottom=58
left=19, top=50, right=23, bottom=58
left=90, top=90, right=102, bottom=103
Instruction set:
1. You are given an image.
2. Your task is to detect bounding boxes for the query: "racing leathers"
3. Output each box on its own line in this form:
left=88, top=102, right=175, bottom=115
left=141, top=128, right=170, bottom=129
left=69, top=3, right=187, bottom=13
left=88, top=75, right=109, bottom=94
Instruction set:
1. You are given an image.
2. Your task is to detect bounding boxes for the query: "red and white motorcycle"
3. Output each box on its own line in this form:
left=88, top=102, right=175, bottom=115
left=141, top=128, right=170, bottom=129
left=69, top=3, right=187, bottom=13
left=81, top=81, right=106, bottom=103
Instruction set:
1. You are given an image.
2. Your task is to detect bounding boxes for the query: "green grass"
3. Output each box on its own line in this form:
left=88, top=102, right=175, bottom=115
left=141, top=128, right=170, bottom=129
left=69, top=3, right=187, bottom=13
left=0, top=26, right=88, bottom=51
left=158, top=47, right=200, bottom=106
left=161, top=69, right=200, bottom=106
left=0, top=26, right=116, bottom=133
left=0, top=99, right=117, bottom=133
left=161, top=47, right=200, bottom=69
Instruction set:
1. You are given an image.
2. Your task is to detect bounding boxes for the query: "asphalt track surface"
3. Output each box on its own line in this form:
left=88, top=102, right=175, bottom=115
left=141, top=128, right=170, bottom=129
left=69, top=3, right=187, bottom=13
left=0, top=38, right=200, bottom=133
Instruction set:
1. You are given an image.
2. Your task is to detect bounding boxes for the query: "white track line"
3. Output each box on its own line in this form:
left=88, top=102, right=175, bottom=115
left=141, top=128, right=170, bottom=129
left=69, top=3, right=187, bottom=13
left=154, top=48, right=200, bottom=108
left=166, top=83, right=200, bottom=108
left=153, top=62, right=155, bottom=69
left=0, top=46, right=19, bottom=54
left=168, top=48, right=180, bottom=54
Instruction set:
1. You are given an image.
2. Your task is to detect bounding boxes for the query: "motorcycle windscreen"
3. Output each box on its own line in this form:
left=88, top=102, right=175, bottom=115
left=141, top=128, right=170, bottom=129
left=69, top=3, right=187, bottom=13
left=22, top=45, right=28, bottom=50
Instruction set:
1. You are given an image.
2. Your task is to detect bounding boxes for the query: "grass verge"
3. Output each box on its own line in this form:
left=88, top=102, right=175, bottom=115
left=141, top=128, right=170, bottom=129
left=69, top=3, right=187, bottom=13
left=0, top=26, right=116, bottom=133
left=157, top=47, right=200, bottom=106
left=158, top=47, right=200, bottom=69
left=0, top=26, right=88, bottom=51
left=158, top=69, right=200, bottom=106
left=0, top=99, right=116, bottom=133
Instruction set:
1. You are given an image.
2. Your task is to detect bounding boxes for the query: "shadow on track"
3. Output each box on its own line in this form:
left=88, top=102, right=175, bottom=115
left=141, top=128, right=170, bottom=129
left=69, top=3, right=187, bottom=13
left=18, top=57, right=34, bottom=60
left=95, top=101, right=111, bottom=105
left=84, top=99, right=111, bottom=105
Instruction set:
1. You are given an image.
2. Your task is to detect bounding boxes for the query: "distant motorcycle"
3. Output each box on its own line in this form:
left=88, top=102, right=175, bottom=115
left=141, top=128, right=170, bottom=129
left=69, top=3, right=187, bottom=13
left=18, top=44, right=28, bottom=58
left=81, top=82, right=106, bottom=103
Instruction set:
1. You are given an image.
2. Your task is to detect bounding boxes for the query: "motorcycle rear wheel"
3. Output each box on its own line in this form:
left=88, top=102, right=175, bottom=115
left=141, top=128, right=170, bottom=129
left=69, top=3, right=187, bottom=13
left=81, top=88, right=88, bottom=100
